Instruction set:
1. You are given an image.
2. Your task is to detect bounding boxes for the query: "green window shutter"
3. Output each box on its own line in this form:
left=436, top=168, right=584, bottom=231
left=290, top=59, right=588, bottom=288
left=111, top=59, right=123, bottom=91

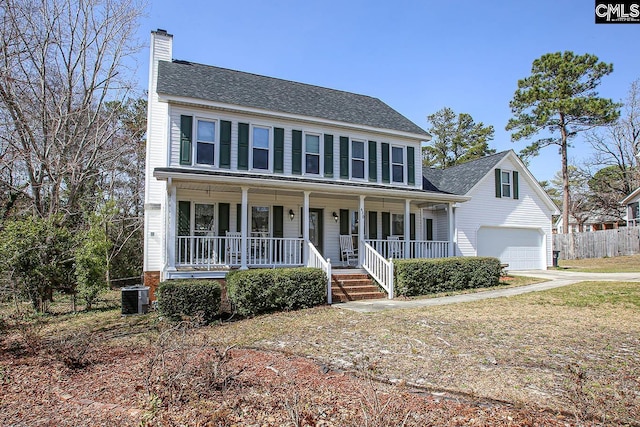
left=495, top=168, right=502, bottom=198
left=178, top=201, right=191, bottom=236
left=410, top=213, right=416, bottom=240
left=339, top=136, right=349, bottom=179
left=382, top=212, right=390, bottom=239
left=236, top=203, right=242, bottom=232
left=238, top=123, right=249, bottom=170
left=324, top=134, right=334, bottom=177
left=426, top=218, right=433, bottom=241
left=273, top=206, right=284, bottom=238
left=368, top=211, right=378, bottom=239
left=219, top=120, right=231, bottom=168
left=218, top=203, right=230, bottom=236
left=381, top=143, right=390, bottom=183
left=339, top=209, right=349, bottom=235
left=179, top=115, right=192, bottom=165
left=407, top=146, right=415, bottom=185
left=368, top=140, right=377, bottom=182
left=513, top=171, right=519, bottom=199
left=274, top=127, right=284, bottom=173
left=292, top=130, right=302, bottom=175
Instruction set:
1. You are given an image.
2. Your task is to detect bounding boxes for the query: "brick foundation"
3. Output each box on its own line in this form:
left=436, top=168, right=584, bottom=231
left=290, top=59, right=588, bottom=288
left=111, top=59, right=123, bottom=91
left=143, top=271, right=161, bottom=301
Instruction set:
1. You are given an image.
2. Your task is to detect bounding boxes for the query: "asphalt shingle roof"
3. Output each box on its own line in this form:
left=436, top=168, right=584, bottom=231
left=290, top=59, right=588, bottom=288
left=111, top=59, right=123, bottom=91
left=422, top=151, right=511, bottom=195
left=156, top=60, right=429, bottom=137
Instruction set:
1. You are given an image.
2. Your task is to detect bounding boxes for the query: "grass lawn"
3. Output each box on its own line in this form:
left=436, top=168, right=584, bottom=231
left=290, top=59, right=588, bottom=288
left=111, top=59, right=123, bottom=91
left=2, top=280, right=639, bottom=425
left=558, top=254, right=640, bottom=272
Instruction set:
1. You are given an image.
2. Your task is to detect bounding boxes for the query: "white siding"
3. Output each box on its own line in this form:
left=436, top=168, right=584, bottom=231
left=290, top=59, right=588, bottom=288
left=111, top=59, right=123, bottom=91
left=166, top=105, right=422, bottom=185
left=454, top=157, right=554, bottom=268
left=144, top=31, right=172, bottom=273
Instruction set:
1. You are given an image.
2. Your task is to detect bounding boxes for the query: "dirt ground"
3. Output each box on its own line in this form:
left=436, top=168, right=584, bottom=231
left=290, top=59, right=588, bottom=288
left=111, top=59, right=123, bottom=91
left=1, top=326, right=577, bottom=426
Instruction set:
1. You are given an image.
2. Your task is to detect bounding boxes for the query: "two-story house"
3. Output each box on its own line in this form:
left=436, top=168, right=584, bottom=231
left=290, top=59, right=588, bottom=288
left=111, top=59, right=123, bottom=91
left=143, top=29, right=469, bottom=299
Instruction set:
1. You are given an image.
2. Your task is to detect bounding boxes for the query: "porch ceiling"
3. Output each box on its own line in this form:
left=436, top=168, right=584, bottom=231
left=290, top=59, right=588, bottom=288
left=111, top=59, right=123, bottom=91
left=154, top=167, right=469, bottom=204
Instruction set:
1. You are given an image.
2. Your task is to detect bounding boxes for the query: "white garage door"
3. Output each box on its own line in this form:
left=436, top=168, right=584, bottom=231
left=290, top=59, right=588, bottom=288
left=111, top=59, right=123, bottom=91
left=477, top=227, right=544, bottom=270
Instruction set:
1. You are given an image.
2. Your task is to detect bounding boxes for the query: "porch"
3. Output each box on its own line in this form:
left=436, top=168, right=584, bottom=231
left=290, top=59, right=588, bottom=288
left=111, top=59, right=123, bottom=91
left=168, top=234, right=450, bottom=272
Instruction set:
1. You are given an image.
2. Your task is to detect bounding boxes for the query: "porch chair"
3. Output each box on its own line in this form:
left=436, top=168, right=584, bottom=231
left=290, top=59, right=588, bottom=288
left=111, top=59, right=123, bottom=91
left=225, top=231, right=242, bottom=265
left=339, top=234, right=358, bottom=266
left=387, top=235, right=403, bottom=259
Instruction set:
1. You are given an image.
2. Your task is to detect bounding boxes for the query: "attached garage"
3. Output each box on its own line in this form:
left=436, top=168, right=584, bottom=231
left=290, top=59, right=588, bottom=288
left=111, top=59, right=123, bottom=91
left=477, top=227, right=544, bottom=270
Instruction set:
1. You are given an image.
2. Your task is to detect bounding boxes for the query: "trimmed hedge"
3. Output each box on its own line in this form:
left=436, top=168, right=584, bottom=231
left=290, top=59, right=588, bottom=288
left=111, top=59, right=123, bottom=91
left=156, top=279, right=222, bottom=323
left=226, top=268, right=326, bottom=316
left=394, top=257, right=501, bottom=297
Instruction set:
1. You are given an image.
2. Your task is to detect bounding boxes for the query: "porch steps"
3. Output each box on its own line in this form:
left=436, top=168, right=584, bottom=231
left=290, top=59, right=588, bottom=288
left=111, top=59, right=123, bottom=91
left=331, top=272, right=386, bottom=303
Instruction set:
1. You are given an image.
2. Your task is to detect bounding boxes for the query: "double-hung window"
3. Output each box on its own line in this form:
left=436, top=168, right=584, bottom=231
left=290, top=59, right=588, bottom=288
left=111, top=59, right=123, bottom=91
left=251, top=206, right=270, bottom=234
left=501, top=170, right=512, bottom=198
left=305, top=134, right=320, bottom=174
left=196, top=120, right=216, bottom=165
left=392, top=214, right=404, bottom=236
left=392, top=146, right=404, bottom=183
left=352, top=140, right=365, bottom=179
left=194, top=203, right=215, bottom=235
left=252, top=126, right=270, bottom=170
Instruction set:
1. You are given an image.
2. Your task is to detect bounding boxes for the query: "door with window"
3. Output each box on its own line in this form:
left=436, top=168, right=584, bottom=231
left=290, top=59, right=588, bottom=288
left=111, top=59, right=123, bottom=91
left=308, top=208, right=324, bottom=255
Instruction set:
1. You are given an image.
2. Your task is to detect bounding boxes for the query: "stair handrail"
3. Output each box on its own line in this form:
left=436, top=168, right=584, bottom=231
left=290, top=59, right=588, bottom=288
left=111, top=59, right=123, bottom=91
left=307, top=242, right=332, bottom=304
left=362, top=241, right=394, bottom=299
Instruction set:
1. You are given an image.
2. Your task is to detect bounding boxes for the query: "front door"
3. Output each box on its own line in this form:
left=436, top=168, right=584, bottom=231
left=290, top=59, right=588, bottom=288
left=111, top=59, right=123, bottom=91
left=309, top=208, right=324, bottom=255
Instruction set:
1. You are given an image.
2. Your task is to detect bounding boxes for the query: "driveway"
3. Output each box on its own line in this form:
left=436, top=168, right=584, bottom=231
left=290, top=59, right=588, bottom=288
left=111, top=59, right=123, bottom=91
left=335, top=269, right=640, bottom=313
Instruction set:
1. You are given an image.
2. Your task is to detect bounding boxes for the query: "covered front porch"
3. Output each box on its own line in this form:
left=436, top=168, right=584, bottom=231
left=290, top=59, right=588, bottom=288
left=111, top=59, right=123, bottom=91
left=155, top=169, right=468, bottom=296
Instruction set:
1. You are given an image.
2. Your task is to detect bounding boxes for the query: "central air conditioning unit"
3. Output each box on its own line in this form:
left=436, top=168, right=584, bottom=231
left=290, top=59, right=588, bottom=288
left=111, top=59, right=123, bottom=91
left=121, top=285, right=150, bottom=315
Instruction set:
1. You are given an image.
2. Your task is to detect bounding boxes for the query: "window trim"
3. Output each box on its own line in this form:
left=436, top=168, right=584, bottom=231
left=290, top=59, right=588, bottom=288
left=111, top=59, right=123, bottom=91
left=391, top=145, right=405, bottom=184
left=501, top=170, right=512, bottom=198
left=194, top=118, right=218, bottom=167
left=303, top=132, right=322, bottom=176
left=250, top=124, right=272, bottom=172
left=351, top=139, right=366, bottom=180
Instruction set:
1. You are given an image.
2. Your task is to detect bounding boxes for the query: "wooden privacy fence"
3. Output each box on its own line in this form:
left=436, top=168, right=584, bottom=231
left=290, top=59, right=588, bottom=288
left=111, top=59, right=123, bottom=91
left=553, top=226, right=640, bottom=260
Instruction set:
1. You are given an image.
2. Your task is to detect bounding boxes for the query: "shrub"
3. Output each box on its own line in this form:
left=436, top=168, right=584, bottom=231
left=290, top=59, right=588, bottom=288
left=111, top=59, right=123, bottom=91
left=226, top=268, right=326, bottom=316
left=394, top=257, right=501, bottom=297
left=156, top=280, right=222, bottom=324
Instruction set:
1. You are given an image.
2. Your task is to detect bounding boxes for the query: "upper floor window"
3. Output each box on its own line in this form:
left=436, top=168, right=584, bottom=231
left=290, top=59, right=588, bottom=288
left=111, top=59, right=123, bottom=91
left=196, top=120, right=216, bottom=165
left=305, top=134, right=320, bottom=174
left=392, top=146, right=404, bottom=183
left=252, top=126, right=270, bottom=170
left=352, top=140, right=365, bottom=179
left=501, top=170, right=511, bottom=198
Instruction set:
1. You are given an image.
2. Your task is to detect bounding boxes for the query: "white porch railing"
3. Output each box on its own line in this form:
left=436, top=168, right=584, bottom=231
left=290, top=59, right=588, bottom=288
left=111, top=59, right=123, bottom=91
left=366, top=239, right=449, bottom=259
left=176, top=236, right=303, bottom=269
left=362, top=242, right=394, bottom=299
left=307, top=242, right=332, bottom=304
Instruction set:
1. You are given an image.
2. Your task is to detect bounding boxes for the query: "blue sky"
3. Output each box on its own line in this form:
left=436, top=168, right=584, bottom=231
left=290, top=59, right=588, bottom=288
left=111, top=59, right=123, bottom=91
left=135, top=0, right=639, bottom=182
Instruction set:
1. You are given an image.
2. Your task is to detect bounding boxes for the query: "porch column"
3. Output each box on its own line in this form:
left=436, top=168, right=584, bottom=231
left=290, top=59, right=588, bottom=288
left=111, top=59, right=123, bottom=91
left=166, top=183, right=177, bottom=271
left=358, top=195, right=365, bottom=266
left=303, top=191, right=310, bottom=264
left=240, top=187, right=249, bottom=269
left=448, top=202, right=456, bottom=257
left=404, top=199, right=411, bottom=259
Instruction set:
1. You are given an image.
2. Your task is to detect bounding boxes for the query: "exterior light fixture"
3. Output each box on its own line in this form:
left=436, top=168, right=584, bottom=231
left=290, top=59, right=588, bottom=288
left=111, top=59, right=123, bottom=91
left=332, top=211, right=339, bottom=223
left=289, top=209, right=295, bottom=221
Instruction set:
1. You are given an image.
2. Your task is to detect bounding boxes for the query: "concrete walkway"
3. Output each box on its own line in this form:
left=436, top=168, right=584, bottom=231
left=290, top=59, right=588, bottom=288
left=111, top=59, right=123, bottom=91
left=334, top=270, right=640, bottom=313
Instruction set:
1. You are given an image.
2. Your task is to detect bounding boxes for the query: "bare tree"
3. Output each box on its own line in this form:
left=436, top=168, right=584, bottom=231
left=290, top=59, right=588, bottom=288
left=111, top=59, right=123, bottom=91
left=583, top=79, right=640, bottom=218
left=0, top=0, right=144, bottom=220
